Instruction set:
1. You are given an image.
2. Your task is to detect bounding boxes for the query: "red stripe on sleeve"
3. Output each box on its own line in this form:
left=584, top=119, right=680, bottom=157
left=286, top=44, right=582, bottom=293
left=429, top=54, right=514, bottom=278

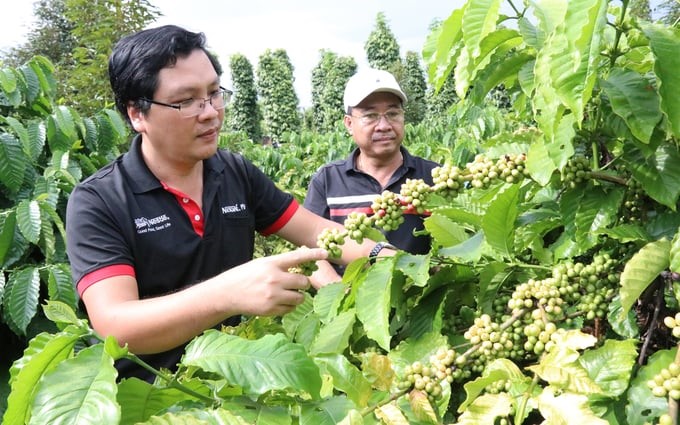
left=77, top=264, right=135, bottom=297
left=329, top=207, right=374, bottom=217
left=260, top=199, right=299, bottom=236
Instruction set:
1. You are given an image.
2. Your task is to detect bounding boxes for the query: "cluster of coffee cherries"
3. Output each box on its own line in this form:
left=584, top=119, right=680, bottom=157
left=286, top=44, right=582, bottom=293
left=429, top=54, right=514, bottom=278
left=316, top=228, right=347, bottom=260
left=371, top=190, right=405, bottom=232
left=647, top=361, right=680, bottom=400
left=663, top=312, right=680, bottom=339
left=288, top=261, right=319, bottom=276
left=561, top=154, right=591, bottom=188
left=343, top=211, right=374, bottom=244
left=397, top=347, right=457, bottom=402
left=399, top=178, right=432, bottom=215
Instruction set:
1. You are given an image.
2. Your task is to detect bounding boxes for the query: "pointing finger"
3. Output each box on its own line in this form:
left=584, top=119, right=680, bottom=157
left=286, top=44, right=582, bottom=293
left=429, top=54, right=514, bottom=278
left=274, top=247, right=328, bottom=269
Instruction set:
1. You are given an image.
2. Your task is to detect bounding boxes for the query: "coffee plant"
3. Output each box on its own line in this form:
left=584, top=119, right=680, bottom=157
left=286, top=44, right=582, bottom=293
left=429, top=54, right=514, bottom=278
left=4, top=0, right=680, bottom=424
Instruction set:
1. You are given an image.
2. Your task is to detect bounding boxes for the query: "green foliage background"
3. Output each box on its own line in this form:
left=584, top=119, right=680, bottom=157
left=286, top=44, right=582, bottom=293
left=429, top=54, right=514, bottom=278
left=3, top=0, right=680, bottom=423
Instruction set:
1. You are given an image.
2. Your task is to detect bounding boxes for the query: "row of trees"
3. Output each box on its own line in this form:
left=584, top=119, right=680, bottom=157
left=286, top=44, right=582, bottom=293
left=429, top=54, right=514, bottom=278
left=1, top=1, right=460, bottom=142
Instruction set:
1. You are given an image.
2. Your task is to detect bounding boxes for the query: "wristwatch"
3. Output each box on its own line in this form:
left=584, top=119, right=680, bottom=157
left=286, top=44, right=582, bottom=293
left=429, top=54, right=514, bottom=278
left=369, top=242, right=397, bottom=263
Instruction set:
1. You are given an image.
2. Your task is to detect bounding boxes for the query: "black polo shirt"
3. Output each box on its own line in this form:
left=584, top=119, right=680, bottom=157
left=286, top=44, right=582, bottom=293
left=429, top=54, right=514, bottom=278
left=66, top=135, right=296, bottom=381
left=304, top=147, right=439, bottom=258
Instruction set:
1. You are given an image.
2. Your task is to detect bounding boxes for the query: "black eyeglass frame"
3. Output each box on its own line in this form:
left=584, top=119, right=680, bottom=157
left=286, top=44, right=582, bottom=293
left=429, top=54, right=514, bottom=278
left=140, top=86, right=233, bottom=117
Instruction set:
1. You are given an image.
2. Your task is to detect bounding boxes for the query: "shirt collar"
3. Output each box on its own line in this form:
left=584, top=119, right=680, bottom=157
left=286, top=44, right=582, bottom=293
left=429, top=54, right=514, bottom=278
left=121, top=134, right=225, bottom=193
left=343, top=146, right=415, bottom=174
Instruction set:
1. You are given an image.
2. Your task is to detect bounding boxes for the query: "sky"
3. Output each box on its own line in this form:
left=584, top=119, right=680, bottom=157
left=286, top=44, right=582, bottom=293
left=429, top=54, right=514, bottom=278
left=0, top=0, right=466, bottom=107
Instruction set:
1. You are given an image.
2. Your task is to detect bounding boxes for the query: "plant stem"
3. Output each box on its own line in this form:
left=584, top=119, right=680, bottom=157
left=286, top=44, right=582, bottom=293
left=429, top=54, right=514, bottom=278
left=670, top=346, right=680, bottom=425
left=359, top=388, right=410, bottom=417
left=638, top=278, right=665, bottom=366
left=122, top=354, right=218, bottom=405
left=87, top=331, right=217, bottom=405
left=515, top=373, right=539, bottom=424
left=590, top=171, right=628, bottom=186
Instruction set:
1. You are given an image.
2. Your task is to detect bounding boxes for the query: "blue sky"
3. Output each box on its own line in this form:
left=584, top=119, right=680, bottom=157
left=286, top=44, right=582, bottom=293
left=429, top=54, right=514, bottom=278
left=1, top=1, right=466, bottom=107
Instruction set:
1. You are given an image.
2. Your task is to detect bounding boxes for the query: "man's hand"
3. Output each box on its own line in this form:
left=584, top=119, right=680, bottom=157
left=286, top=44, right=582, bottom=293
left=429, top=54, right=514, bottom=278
left=223, top=247, right=329, bottom=316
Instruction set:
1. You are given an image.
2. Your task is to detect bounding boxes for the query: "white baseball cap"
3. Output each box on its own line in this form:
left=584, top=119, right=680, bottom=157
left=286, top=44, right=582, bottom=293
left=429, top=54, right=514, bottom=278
left=343, top=68, right=407, bottom=113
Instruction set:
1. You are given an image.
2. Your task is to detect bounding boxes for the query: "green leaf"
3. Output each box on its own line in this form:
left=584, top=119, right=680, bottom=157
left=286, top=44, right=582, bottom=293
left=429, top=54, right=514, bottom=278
left=537, top=387, right=608, bottom=424
left=424, top=7, right=465, bottom=89
left=482, top=184, right=519, bottom=257
left=315, top=354, right=372, bottom=407
left=574, top=186, right=625, bottom=250
left=42, top=300, right=81, bottom=327
left=579, top=339, right=638, bottom=398
left=0, top=66, right=18, bottom=93
left=282, top=295, right=320, bottom=349
left=395, top=253, right=431, bottom=287
left=624, top=143, right=680, bottom=210
left=526, top=135, right=560, bottom=186
left=620, top=238, right=670, bottom=318
left=375, top=402, right=412, bottom=424
left=455, top=0, right=511, bottom=96
left=3, top=267, right=41, bottom=335
left=0, top=211, right=17, bottom=265
left=16, top=200, right=41, bottom=244
left=607, top=296, right=640, bottom=339
left=29, top=345, right=119, bottom=424
left=46, top=263, right=77, bottom=311
left=640, top=23, right=680, bottom=138
left=0, top=132, right=28, bottom=192
left=47, top=106, right=78, bottom=153
left=453, top=393, right=513, bottom=424
left=135, top=408, right=249, bottom=425
left=596, top=223, right=651, bottom=243
left=460, top=358, right=528, bottom=412
left=356, top=258, right=394, bottom=350
left=103, top=335, right=128, bottom=360
left=118, top=378, right=210, bottom=425
left=438, top=231, right=484, bottom=263
left=27, top=56, right=56, bottom=98
left=601, top=68, right=661, bottom=143
left=424, top=212, right=470, bottom=248
left=310, top=310, right=355, bottom=355
left=312, top=282, right=347, bottom=324
left=300, top=397, right=356, bottom=425
left=183, top=331, right=322, bottom=399
left=626, top=347, right=676, bottom=425
left=3, top=331, right=81, bottom=424
left=670, top=227, right=680, bottom=274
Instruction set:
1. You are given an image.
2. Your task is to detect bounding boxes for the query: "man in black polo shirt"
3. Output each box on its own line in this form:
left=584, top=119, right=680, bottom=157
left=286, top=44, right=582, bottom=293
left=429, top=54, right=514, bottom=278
left=65, top=25, right=391, bottom=382
left=304, top=69, right=439, bottom=279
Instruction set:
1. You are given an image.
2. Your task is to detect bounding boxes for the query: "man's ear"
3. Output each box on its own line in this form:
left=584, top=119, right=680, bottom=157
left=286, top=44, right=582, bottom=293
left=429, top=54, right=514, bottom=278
left=128, top=103, right=145, bottom=133
left=343, top=115, right=353, bottom=134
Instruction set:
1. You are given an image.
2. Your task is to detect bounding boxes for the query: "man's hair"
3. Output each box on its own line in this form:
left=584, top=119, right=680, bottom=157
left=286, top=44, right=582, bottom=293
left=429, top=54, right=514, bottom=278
left=108, top=25, right=223, bottom=125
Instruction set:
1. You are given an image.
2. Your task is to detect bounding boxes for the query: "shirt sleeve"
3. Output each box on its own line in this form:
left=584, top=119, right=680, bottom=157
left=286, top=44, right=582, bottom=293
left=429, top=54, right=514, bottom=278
left=303, top=168, right=330, bottom=219
left=65, top=182, right=135, bottom=293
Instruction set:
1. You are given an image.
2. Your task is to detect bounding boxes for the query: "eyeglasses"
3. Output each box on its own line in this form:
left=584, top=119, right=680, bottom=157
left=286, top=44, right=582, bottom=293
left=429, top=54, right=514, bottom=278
left=141, top=87, right=233, bottom=118
left=350, top=109, right=405, bottom=126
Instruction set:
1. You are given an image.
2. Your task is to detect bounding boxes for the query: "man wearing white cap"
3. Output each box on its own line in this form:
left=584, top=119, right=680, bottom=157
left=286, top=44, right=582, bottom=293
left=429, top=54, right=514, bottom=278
left=304, top=68, right=439, bottom=279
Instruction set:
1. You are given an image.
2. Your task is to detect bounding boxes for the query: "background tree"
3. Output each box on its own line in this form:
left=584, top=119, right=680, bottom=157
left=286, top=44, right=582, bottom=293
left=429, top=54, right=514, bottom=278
left=256, top=48, right=301, bottom=141
left=364, top=12, right=401, bottom=71
left=0, top=0, right=75, bottom=68
left=310, top=50, right=356, bottom=133
left=0, top=0, right=158, bottom=115
left=62, top=0, right=159, bottom=114
left=656, top=0, right=680, bottom=25
left=426, top=73, right=458, bottom=121
left=629, top=0, right=652, bottom=20
left=228, top=53, right=261, bottom=142
left=401, top=51, right=427, bottom=124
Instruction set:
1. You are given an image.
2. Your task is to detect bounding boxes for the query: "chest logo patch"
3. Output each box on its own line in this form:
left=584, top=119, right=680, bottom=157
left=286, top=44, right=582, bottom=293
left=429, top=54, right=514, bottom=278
left=134, top=214, right=171, bottom=234
left=222, top=203, right=247, bottom=214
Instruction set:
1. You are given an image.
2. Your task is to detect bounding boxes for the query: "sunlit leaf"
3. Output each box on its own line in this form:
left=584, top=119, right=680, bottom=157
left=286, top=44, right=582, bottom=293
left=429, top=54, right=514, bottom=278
left=620, top=238, right=670, bottom=318
left=183, top=331, right=322, bottom=399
